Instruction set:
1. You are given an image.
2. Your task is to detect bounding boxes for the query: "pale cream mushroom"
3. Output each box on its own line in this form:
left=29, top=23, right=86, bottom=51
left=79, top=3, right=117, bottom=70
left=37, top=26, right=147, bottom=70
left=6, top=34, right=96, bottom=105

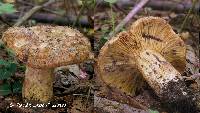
left=3, top=25, right=93, bottom=102
left=97, top=17, right=189, bottom=102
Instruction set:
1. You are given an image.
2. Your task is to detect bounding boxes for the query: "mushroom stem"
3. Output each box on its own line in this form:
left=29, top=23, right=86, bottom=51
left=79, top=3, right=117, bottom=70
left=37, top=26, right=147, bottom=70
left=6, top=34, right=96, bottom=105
left=22, top=66, right=54, bottom=102
left=135, top=49, right=188, bottom=101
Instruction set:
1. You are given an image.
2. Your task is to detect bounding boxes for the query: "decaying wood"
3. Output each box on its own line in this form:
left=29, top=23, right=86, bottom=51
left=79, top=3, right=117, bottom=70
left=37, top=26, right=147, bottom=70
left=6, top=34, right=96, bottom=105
left=95, top=79, right=148, bottom=110
left=97, top=0, right=199, bottom=13
left=3, top=13, right=91, bottom=27
left=94, top=95, right=147, bottom=113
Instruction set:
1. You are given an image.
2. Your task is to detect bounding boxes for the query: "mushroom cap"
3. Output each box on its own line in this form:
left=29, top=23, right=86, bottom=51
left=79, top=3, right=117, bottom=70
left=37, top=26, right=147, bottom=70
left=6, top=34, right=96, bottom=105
left=97, top=17, right=186, bottom=95
left=128, top=17, right=186, bottom=72
left=3, top=25, right=93, bottom=68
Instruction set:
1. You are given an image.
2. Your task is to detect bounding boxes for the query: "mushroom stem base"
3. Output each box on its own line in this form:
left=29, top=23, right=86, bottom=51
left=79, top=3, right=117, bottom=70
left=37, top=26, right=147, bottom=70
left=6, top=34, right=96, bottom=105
left=22, top=66, right=53, bottom=103
left=136, top=50, right=188, bottom=101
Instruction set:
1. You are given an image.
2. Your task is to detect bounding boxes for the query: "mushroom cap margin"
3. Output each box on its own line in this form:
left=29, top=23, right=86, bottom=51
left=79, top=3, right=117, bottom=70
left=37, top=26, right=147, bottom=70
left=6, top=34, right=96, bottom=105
left=3, top=25, right=93, bottom=69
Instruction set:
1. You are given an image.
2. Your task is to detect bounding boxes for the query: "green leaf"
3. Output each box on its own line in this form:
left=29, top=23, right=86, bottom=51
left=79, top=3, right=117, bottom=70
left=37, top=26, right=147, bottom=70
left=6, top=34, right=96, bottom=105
left=17, top=65, right=26, bottom=72
left=99, top=37, right=108, bottom=48
left=12, top=80, right=22, bottom=93
left=0, top=2, right=16, bottom=15
left=0, top=59, right=17, bottom=80
left=8, top=63, right=17, bottom=73
left=148, top=109, right=159, bottom=113
left=0, top=59, right=9, bottom=66
left=0, top=68, right=13, bottom=80
left=104, top=0, right=118, bottom=4
left=0, top=82, right=12, bottom=96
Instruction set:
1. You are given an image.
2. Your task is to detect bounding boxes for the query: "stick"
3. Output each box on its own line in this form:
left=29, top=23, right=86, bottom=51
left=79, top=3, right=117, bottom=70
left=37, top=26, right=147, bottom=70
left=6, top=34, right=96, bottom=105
left=17, top=0, right=63, bottom=16
left=14, top=0, right=60, bottom=26
left=191, top=73, right=200, bottom=79
left=107, top=0, right=149, bottom=39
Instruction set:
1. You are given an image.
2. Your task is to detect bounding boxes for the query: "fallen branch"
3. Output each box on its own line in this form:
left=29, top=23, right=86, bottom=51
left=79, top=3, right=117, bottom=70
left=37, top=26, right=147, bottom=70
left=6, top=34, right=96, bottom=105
left=94, top=95, right=147, bottom=113
left=14, top=0, right=61, bottom=26
left=95, top=84, right=148, bottom=110
left=3, top=13, right=91, bottom=27
left=107, top=0, right=149, bottom=39
left=98, top=0, right=199, bottom=13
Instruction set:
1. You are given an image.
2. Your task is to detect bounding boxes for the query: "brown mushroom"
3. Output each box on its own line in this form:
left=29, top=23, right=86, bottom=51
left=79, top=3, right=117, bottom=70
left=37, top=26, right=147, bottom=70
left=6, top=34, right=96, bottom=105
left=2, top=25, right=93, bottom=102
left=97, top=17, right=189, bottom=102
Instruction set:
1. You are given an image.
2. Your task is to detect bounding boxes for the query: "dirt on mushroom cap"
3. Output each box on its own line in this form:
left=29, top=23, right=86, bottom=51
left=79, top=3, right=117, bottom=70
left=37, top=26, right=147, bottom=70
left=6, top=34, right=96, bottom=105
left=3, top=25, right=93, bottom=69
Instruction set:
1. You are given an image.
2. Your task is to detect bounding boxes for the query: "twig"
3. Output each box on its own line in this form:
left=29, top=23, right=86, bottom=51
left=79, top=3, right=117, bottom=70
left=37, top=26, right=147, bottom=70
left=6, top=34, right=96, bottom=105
left=17, top=0, right=64, bottom=16
left=110, top=3, right=115, bottom=32
left=185, top=73, right=200, bottom=81
left=0, top=16, right=11, bottom=26
left=191, top=73, right=200, bottom=79
left=86, top=85, right=92, bottom=106
left=14, top=0, right=61, bottom=26
left=107, top=0, right=149, bottom=39
left=72, top=0, right=87, bottom=27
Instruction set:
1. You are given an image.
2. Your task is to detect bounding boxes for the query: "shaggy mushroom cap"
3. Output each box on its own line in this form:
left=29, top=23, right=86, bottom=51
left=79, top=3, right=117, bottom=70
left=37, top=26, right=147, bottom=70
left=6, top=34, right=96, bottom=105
left=2, top=25, right=93, bottom=102
left=3, top=25, right=93, bottom=68
left=97, top=17, right=186, bottom=96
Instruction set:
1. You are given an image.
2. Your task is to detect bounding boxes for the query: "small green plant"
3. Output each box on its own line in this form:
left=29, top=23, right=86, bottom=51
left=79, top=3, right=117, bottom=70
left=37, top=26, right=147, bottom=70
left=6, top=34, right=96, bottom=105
left=0, top=59, right=22, bottom=96
left=0, top=59, right=17, bottom=80
left=148, top=109, right=159, bottom=113
left=0, top=2, right=16, bottom=15
left=0, top=43, right=22, bottom=96
left=104, top=0, right=117, bottom=31
left=0, top=81, right=11, bottom=96
left=104, top=0, right=118, bottom=4
left=98, top=0, right=118, bottom=48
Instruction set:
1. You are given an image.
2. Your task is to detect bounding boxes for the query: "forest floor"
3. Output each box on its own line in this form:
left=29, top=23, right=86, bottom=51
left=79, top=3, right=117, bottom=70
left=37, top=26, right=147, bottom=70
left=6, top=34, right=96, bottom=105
left=0, top=0, right=199, bottom=113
